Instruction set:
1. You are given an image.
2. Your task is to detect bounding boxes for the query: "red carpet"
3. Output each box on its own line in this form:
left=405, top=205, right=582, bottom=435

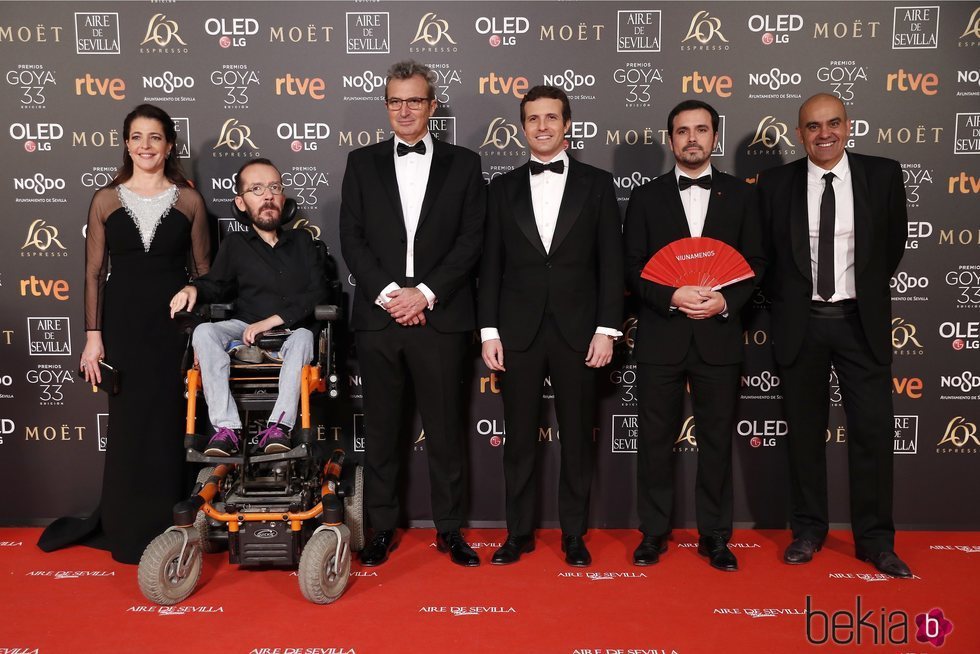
left=1, top=528, right=977, bottom=653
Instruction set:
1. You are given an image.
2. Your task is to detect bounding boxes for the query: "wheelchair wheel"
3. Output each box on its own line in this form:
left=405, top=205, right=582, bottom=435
left=138, top=530, right=203, bottom=606
left=298, top=526, right=351, bottom=604
left=343, top=465, right=365, bottom=552
left=193, top=467, right=226, bottom=554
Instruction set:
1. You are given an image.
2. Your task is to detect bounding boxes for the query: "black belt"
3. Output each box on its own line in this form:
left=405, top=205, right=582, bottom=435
left=810, top=299, right=857, bottom=317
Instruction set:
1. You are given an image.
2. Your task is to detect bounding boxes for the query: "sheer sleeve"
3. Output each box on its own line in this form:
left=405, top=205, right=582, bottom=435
left=180, top=187, right=211, bottom=278
left=84, top=189, right=115, bottom=331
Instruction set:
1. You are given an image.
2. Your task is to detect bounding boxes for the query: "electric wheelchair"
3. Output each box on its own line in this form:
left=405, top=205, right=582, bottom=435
left=137, top=199, right=363, bottom=606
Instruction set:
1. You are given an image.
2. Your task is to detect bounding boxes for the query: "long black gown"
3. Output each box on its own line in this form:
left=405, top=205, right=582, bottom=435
left=38, top=184, right=210, bottom=564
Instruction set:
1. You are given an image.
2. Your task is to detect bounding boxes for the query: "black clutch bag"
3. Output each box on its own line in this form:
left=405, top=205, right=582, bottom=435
left=93, top=360, right=121, bottom=395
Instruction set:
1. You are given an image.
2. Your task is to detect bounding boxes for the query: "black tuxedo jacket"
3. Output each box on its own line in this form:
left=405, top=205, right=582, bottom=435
left=757, top=152, right=907, bottom=365
left=339, top=137, right=486, bottom=332
left=478, top=156, right=623, bottom=352
left=624, top=168, right=765, bottom=366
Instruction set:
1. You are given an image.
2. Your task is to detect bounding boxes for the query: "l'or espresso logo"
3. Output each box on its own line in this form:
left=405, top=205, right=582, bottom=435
left=746, top=116, right=795, bottom=156
left=74, top=73, right=125, bottom=100
left=937, top=416, right=979, bottom=453
left=892, top=317, right=924, bottom=355
left=26, top=364, right=74, bottom=406
left=14, top=173, right=67, bottom=204
left=674, top=416, right=697, bottom=452
left=954, top=112, right=980, bottom=154
left=27, top=317, right=70, bottom=356
left=748, top=13, right=803, bottom=45
left=480, top=117, right=526, bottom=157
left=282, top=167, right=329, bottom=208
left=960, top=6, right=980, bottom=46
left=946, top=266, right=980, bottom=309
left=9, top=122, right=63, bottom=153
left=22, top=219, right=67, bottom=257
left=892, top=6, right=940, bottom=49
left=939, top=321, right=980, bottom=351
left=901, top=163, right=933, bottom=207
left=0, top=23, right=64, bottom=44
left=212, top=118, right=259, bottom=158
left=681, top=10, right=731, bottom=51
left=346, top=11, right=390, bottom=55
left=140, top=13, right=188, bottom=54
left=816, top=61, right=868, bottom=104
left=886, top=69, right=939, bottom=95
left=681, top=71, right=732, bottom=97
left=275, top=74, right=325, bottom=100
left=410, top=13, right=457, bottom=52
left=278, top=122, right=330, bottom=153
left=617, top=10, right=661, bottom=53
left=475, top=15, right=527, bottom=48
left=613, top=63, right=662, bottom=108
left=74, top=12, right=120, bottom=55
left=204, top=17, right=258, bottom=49
left=210, top=65, right=259, bottom=110
left=7, top=65, right=56, bottom=109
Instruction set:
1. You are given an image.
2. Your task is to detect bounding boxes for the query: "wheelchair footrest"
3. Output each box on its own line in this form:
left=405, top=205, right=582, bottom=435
left=184, top=441, right=312, bottom=465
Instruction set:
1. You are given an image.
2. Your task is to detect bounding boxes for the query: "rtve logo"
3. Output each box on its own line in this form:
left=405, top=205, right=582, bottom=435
left=275, top=74, right=325, bottom=100
left=20, top=276, right=69, bottom=300
left=892, top=376, right=923, bottom=398
left=948, top=172, right=980, bottom=194
left=681, top=71, right=733, bottom=97
left=74, top=73, right=125, bottom=100
left=478, top=72, right=528, bottom=98
left=885, top=69, right=939, bottom=95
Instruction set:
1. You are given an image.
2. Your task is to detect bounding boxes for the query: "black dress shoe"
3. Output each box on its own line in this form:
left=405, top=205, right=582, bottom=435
left=857, top=550, right=913, bottom=578
left=697, top=536, right=738, bottom=572
left=491, top=534, right=534, bottom=565
left=436, top=530, right=480, bottom=567
left=784, top=537, right=822, bottom=564
left=561, top=535, right=592, bottom=567
left=359, top=529, right=398, bottom=567
left=632, top=535, right=668, bottom=566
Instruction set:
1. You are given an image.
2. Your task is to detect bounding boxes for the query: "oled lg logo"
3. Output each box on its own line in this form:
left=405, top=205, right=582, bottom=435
left=906, top=221, right=932, bottom=249
left=475, top=15, right=527, bottom=47
left=6, top=66, right=56, bottom=108
left=939, top=321, right=980, bottom=351
left=203, top=17, right=258, bottom=48
left=737, top=419, right=786, bottom=448
left=806, top=596, right=953, bottom=647
left=476, top=419, right=506, bottom=448
left=748, top=14, right=802, bottom=45
left=277, top=123, right=330, bottom=152
left=9, top=122, right=63, bottom=153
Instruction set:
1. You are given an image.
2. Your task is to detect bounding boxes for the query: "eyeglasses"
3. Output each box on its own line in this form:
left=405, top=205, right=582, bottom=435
left=240, top=183, right=284, bottom=197
left=385, top=96, right=431, bottom=111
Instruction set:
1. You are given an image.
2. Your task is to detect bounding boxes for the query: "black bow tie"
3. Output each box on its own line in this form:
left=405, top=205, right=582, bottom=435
left=397, top=141, right=426, bottom=157
left=529, top=159, right=565, bottom=175
left=678, top=174, right=712, bottom=190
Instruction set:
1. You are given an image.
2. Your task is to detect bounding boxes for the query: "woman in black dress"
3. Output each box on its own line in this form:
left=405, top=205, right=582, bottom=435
left=38, top=104, right=210, bottom=564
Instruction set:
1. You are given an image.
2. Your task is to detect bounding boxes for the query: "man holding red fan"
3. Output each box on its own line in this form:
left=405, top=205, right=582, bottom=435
left=624, top=100, right=765, bottom=571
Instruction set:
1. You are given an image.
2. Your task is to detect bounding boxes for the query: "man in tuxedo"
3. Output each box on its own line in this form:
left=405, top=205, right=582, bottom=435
left=624, top=100, right=764, bottom=571
left=757, top=93, right=911, bottom=578
left=479, top=86, right=623, bottom=567
left=339, top=60, right=485, bottom=567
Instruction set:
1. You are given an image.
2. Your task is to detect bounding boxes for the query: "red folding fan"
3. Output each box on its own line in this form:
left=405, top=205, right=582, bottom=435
left=641, top=237, right=754, bottom=290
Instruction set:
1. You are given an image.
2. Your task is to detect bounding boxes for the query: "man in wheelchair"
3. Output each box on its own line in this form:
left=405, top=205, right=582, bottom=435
left=169, top=157, right=328, bottom=456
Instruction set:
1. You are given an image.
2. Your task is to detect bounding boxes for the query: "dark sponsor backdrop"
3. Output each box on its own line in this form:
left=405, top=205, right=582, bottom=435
left=1, top=2, right=978, bottom=530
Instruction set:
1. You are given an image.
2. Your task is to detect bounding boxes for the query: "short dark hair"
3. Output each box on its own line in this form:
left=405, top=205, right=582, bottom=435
left=667, top=100, right=719, bottom=134
left=234, top=157, right=279, bottom=194
left=385, top=60, right=437, bottom=100
left=519, top=85, right=572, bottom=125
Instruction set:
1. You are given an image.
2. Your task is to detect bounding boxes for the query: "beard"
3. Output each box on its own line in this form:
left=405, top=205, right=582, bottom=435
left=678, top=147, right=709, bottom=168
left=250, top=204, right=281, bottom=231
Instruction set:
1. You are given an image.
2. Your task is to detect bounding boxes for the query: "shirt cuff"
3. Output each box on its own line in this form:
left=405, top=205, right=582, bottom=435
left=595, top=326, right=622, bottom=338
left=416, top=283, right=437, bottom=310
left=481, top=328, right=501, bottom=343
left=375, top=282, right=399, bottom=307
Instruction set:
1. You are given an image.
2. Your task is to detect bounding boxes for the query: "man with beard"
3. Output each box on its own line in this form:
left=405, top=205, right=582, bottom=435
left=169, top=158, right=328, bottom=456
left=623, top=100, right=765, bottom=571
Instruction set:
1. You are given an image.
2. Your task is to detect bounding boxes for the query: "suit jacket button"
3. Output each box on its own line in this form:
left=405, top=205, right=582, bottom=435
left=546, top=262, right=552, bottom=269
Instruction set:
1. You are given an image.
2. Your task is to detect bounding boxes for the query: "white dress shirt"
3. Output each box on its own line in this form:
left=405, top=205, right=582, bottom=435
left=674, top=163, right=712, bottom=238
left=481, top=152, right=620, bottom=343
left=806, top=155, right=856, bottom=302
left=376, top=132, right=436, bottom=309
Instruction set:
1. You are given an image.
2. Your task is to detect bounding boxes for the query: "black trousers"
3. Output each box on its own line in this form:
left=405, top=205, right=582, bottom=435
left=356, top=323, right=469, bottom=533
left=636, top=344, right=740, bottom=540
left=778, top=304, right=895, bottom=554
left=499, top=315, right=596, bottom=537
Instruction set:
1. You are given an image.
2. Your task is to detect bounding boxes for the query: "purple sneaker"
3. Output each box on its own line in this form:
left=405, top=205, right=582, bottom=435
left=204, top=427, right=241, bottom=456
left=257, top=423, right=291, bottom=454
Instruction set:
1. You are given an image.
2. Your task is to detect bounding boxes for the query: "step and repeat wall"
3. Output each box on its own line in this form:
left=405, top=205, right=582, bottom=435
left=1, top=2, right=978, bottom=529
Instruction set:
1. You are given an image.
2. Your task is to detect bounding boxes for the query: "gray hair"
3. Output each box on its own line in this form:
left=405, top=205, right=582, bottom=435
left=385, top=60, right=437, bottom=99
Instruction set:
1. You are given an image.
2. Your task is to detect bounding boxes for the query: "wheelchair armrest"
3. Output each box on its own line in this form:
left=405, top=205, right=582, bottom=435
left=314, top=305, right=340, bottom=322
left=207, top=303, right=235, bottom=320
